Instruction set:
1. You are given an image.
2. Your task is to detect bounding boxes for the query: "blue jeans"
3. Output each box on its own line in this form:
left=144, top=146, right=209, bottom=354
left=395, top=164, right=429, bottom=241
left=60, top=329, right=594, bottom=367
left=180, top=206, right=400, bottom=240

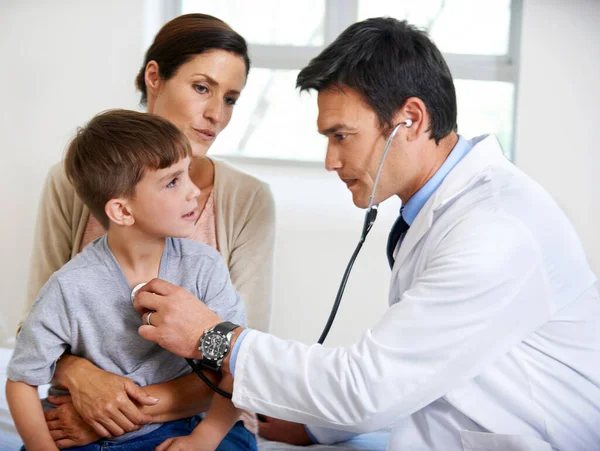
left=21, top=418, right=256, bottom=451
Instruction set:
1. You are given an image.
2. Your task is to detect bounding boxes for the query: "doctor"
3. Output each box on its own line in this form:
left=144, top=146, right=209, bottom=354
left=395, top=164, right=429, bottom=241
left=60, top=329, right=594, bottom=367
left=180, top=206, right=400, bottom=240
left=134, top=17, right=600, bottom=451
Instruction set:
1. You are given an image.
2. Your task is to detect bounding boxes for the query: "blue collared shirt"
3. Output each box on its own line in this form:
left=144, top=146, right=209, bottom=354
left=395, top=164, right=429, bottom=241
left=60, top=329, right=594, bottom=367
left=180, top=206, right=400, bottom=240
left=401, top=135, right=473, bottom=226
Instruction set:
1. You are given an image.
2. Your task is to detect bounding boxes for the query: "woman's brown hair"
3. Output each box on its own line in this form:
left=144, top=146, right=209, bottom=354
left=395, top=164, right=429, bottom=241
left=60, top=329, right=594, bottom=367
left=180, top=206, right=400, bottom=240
left=135, top=13, right=251, bottom=105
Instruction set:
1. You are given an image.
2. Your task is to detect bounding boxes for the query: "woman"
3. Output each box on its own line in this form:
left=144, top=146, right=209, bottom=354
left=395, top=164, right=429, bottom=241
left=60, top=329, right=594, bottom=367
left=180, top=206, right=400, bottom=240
left=24, top=13, right=274, bottom=450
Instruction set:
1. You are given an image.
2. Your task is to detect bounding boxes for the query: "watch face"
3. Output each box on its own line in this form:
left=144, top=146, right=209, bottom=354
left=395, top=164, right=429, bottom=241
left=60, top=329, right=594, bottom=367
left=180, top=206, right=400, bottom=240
left=202, top=332, right=228, bottom=359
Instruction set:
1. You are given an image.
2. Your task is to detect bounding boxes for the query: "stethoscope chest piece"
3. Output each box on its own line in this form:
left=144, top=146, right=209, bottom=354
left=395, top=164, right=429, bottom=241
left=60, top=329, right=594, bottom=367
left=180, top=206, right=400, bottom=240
left=130, top=282, right=147, bottom=304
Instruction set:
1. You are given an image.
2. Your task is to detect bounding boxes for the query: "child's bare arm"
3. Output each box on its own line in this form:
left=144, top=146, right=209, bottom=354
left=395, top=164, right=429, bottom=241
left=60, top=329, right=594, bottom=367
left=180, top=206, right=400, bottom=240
left=6, top=379, right=58, bottom=451
left=190, top=373, right=240, bottom=448
left=156, top=373, right=240, bottom=451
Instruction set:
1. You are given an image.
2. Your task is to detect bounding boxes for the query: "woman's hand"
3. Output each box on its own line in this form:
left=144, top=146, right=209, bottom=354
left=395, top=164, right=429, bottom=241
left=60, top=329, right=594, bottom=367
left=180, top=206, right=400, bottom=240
left=51, top=355, right=158, bottom=438
left=45, top=398, right=101, bottom=449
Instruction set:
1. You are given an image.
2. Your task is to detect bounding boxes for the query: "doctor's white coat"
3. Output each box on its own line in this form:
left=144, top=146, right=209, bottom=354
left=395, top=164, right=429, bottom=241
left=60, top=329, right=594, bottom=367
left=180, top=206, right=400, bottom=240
left=232, top=135, right=600, bottom=451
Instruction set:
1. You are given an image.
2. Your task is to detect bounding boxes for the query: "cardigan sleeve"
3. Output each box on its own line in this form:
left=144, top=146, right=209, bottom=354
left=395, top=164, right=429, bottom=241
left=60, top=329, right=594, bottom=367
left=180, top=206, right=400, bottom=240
left=22, top=163, right=77, bottom=326
left=227, top=182, right=276, bottom=333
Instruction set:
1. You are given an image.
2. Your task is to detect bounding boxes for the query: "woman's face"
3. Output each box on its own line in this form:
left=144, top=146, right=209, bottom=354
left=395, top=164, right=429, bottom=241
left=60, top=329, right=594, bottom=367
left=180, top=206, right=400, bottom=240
left=147, top=50, right=247, bottom=157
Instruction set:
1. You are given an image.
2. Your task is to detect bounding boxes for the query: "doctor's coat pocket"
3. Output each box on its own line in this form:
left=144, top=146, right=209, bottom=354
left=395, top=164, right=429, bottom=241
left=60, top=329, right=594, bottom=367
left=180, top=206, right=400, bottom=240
left=460, top=430, right=553, bottom=451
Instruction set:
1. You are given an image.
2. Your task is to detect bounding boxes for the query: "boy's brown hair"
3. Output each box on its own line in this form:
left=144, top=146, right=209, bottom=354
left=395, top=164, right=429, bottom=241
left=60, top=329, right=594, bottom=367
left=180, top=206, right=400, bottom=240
left=64, top=109, right=192, bottom=229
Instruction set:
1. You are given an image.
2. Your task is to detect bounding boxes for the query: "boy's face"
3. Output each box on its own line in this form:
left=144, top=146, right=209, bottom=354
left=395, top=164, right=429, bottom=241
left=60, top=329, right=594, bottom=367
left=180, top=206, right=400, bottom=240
left=127, top=156, right=200, bottom=238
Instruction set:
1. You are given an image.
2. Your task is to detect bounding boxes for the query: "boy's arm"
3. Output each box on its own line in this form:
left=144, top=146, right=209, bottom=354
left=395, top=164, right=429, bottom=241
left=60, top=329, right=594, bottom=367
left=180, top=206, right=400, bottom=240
left=6, top=380, right=58, bottom=451
left=190, top=373, right=240, bottom=448
left=156, top=373, right=240, bottom=451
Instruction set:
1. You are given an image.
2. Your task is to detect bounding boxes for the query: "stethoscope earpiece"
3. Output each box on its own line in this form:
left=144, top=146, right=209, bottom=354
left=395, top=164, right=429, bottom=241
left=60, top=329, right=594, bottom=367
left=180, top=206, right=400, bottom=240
left=404, top=119, right=413, bottom=128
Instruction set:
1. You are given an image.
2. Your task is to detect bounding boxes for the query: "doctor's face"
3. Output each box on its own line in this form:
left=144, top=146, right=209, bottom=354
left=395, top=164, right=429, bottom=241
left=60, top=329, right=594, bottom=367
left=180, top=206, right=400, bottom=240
left=317, top=86, right=403, bottom=208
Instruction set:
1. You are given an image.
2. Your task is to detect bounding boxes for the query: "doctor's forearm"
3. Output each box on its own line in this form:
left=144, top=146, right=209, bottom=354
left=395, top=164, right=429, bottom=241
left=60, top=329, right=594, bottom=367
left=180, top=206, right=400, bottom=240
left=228, top=330, right=418, bottom=433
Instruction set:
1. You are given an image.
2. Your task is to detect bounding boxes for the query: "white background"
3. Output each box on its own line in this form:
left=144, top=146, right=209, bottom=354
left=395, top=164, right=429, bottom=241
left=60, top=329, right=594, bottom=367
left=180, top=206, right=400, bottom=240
left=0, top=0, right=598, bottom=348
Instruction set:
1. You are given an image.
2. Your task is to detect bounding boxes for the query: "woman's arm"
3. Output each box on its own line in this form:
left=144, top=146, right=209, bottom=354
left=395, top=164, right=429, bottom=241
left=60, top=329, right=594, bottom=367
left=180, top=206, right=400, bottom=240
left=46, top=369, right=218, bottom=448
left=22, top=163, right=80, bottom=329
left=49, top=354, right=219, bottom=442
left=51, top=354, right=157, bottom=437
left=6, top=380, right=58, bottom=451
left=228, top=183, right=276, bottom=332
left=139, top=371, right=218, bottom=422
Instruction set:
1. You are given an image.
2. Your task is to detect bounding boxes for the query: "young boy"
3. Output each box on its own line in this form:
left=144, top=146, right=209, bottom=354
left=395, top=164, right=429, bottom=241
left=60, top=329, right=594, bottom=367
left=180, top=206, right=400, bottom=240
left=6, top=110, right=246, bottom=450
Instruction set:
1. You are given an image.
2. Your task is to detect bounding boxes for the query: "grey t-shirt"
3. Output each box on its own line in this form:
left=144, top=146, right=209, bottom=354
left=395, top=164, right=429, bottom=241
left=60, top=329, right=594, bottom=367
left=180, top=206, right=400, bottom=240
left=8, top=235, right=246, bottom=441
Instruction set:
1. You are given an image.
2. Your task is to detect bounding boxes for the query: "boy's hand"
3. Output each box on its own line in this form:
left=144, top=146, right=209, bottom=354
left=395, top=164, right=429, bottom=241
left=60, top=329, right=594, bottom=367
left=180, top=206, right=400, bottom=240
left=156, top=435, right=215, bottom=451
left=45, top=400, right=101, bottom=448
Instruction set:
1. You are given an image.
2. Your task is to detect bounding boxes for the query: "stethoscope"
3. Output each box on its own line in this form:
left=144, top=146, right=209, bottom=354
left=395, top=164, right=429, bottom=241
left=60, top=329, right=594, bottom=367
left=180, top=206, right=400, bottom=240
left=130, top=282, right=234, bottom=398
left=130, top=119, right=412, bottom=399
left=317, top=119, right=411, bottom=344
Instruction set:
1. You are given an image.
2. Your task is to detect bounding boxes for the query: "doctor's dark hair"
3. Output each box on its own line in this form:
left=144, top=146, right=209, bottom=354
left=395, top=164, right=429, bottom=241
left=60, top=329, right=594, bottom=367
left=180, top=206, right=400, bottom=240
left=135, top=13, right=251, bottom=105
left=64, top=109, right=192, bottom=229
left=296, top=17, right=457, bottom=143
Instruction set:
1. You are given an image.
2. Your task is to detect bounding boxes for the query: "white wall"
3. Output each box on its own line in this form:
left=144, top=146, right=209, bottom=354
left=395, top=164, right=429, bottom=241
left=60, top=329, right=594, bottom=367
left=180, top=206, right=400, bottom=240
left=232, top=163, right=401, bottom=346
left=0, top=0, right=145, bottom=341
left=514, top=0, right=600, bottom=275
left=1, top=0, right=599, bottom=347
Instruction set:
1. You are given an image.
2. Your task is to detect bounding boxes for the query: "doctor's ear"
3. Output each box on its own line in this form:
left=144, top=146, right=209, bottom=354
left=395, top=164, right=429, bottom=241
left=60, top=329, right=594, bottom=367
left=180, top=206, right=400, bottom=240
left=105, top=199, right=135, bottom=227
left=394, top=97, right=426, bottom=139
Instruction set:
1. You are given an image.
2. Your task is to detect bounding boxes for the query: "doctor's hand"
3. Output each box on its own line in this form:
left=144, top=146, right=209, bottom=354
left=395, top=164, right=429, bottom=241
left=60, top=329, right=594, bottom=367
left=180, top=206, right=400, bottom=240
left=258, top=416, right=314, bottom=446
left=133, top=278, right=222, bottom=359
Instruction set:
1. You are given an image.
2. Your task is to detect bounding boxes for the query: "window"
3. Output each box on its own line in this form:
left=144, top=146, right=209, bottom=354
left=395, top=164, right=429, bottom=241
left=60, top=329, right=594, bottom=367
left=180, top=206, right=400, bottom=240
left=171, top=0, right=521, bottom=162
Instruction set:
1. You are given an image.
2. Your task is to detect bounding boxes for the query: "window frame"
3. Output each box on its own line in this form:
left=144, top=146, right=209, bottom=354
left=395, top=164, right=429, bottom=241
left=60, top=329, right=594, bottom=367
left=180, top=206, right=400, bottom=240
left=159, top=0, right=522, bottom=164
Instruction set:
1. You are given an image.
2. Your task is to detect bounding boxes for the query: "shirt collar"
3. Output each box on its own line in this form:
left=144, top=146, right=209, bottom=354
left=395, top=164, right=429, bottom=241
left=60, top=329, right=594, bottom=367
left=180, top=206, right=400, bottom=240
left=402, top=135, right=473, bottom=226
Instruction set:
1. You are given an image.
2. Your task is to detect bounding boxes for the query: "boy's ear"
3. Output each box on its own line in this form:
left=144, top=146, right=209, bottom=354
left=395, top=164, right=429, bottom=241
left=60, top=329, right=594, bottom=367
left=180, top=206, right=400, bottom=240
left=105, top=198, right=135, bottom=227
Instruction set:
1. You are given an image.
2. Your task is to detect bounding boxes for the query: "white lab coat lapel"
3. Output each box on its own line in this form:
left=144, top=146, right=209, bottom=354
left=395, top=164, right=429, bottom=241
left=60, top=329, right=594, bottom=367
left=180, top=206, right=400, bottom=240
left=389, top=135, right=505, bottom=300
